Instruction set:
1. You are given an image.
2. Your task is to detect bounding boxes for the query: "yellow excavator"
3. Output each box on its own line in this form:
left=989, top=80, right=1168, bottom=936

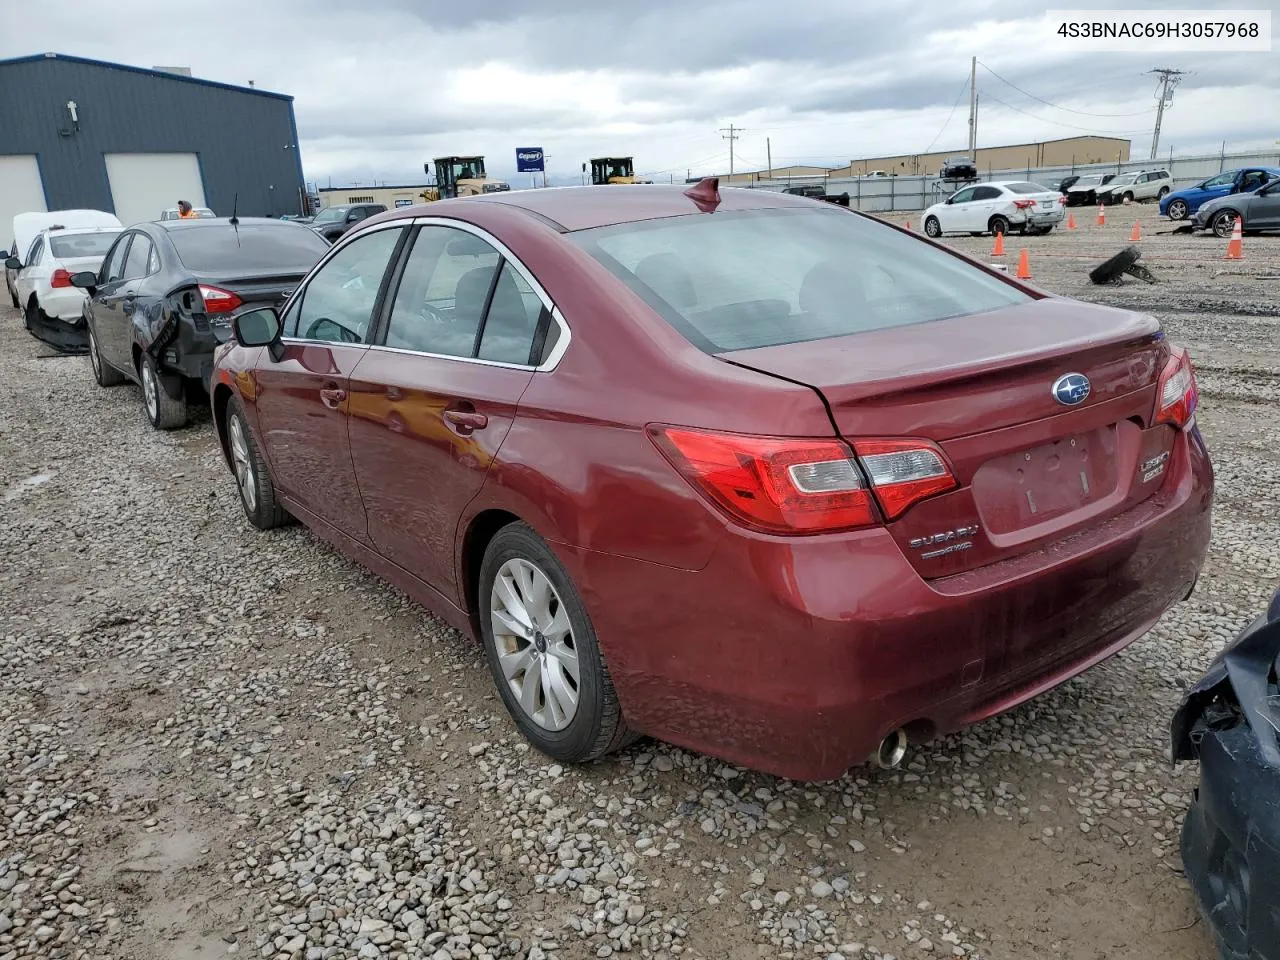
left=418, top=156, right=511, bottom=201
left=588, top=157, right=637, bottom=185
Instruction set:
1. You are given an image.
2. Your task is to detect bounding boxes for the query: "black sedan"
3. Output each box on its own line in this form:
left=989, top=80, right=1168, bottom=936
left=1172, top=583, right=1280, bottom=960
left=75, top=217, right=329, bottom=430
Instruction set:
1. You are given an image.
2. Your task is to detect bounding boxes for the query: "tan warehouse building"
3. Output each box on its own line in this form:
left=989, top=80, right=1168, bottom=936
left=720, top=136, right=1131, bottom=184
left=317, top=184, right=435, bottom=210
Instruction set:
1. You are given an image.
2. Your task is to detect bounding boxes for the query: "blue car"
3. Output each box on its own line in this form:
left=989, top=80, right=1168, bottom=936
left=1160, top=166, right=1280, bottom=220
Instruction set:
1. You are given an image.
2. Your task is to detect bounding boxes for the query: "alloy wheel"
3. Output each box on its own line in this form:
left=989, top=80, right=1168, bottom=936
left=228, top=414, right=258, bottom=512
left=1168, top=200, right=1188, bottom=220
left=141, top=360, right=159, bottom=420
left=490, top=557, right=580, bottom=731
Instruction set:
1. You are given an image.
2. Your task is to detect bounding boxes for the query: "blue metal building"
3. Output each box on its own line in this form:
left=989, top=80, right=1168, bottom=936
left=0, top=53, right=306, bottom=243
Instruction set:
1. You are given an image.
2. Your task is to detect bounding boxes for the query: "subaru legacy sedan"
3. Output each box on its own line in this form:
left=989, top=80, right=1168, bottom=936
left=211, top=182, right=1212, bottom=781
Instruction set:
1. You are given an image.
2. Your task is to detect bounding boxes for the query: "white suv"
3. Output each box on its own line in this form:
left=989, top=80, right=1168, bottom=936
left=1098, top=170, right=1173, bottom=205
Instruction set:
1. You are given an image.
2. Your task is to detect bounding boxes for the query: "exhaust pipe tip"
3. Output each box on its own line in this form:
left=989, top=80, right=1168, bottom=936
left=876, top=728, right=908, bottom=769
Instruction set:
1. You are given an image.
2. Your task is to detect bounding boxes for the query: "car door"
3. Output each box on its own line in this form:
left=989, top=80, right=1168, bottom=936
left=968, top=185, right=1005, bottom=230
left=941, top=186, right=977, bottom=232
left=253, top=223, right=408, bottom=543
left=88, top=232, right=136, bottom=371
left=348, top=222, right=552, bottom=601
left=1249, top=180, right=1280, bottom=229
left=16, top=236, right=45, bottom=306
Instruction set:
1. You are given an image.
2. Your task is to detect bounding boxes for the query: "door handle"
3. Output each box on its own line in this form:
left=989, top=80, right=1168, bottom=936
left=443, top=408, right=488, bottom=432
left=122, top=295, right=136, bottom=315
left=320, top=387, right=347, bottom=409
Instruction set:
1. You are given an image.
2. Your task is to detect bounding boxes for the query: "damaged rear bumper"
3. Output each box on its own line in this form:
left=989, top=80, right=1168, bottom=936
left=1172, top=587, right=1280, bottom=960
left=25, top=307, right=89, bottom=355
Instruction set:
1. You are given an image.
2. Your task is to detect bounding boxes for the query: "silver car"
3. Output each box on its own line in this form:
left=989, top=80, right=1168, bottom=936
left=1191, top=179, right=1280, bottom=237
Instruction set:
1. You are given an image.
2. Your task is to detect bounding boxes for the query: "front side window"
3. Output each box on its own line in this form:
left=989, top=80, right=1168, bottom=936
left=1203, top=172, right=1234, bottom=188
left=949, top=187, right=977, bottom=204
left=570, top=208, right=1031, bottom=354
left=123, top=235, right=153, bottom=280
left=289, top=227, right=404, bottom=343
left=103, top=235, right=132, bottom=283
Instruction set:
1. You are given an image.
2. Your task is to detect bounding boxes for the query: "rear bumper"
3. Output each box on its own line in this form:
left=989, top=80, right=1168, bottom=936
left=1013, top=208, right=1065, bottom=227
left=568, top=425, right=1213, bottom=781
left=156, top=317, right=218, bottom=394
left=42, top=289, right=90, bottom=321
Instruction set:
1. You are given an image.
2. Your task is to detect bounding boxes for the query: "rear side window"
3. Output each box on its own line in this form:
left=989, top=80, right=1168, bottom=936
left=170, top=224, right=330, bottom=273
left=569, top=208, right=1030, bottom=354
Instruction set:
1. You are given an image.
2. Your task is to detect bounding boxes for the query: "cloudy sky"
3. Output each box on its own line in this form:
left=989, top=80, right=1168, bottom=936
left=8, top=0, right=1279, bottom=187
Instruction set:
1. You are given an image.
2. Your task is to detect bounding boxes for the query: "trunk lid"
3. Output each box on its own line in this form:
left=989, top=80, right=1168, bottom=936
left=722, top=298, right=1174, bottom=577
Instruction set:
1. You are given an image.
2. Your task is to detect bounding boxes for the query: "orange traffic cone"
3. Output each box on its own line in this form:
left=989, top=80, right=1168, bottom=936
left=992, top=231, right=1005, bottom=256
left=1016, top=248, right=1032, bottom=279
left=1096, top=203, right=1106, bottom=227
left=1066, top=213, right=1077, bottom=230
left=1129, top=220, right=1142, bottom=242
left=1225, top=216, right=1244, bottom=259
left=904, top=220, right=911, bottom=230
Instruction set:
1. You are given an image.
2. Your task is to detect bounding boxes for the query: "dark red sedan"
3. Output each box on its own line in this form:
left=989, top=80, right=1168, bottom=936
left=210, top=182, right=1212, bottom=781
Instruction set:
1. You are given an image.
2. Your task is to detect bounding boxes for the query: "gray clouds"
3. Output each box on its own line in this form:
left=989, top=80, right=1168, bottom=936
left=7, top=0, right=1279, bottom=186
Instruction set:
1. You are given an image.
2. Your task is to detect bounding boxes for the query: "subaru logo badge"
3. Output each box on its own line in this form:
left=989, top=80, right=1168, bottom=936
left=1052, top=373, right=1091, bottom=406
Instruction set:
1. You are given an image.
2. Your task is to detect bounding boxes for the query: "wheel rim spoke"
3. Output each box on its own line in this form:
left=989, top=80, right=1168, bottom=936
left=493, top=572, right=534, bottom=633
left=497, top=641, right=535, bottom=681
left=547, top=638, right=580, bottom=686
left=518, top=654, right=543, bottom=716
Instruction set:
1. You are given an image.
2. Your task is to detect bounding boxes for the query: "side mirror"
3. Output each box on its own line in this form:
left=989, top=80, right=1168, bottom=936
left=70, top=271, right=98, bottom=289
left=4, top=256, right=21, bottom=271
left=232, top=306, right=282, bottom=348
left=346, top=212, right=361, bottom=223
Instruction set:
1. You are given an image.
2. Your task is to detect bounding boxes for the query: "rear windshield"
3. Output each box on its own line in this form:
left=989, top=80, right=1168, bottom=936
left=50, top=232, right=120, bottom=258
left=1004, top=182, right=1051, bottom=194
left=169, top=224, right=331, bottom=273
left=568, top=208, right=1030, bottom=353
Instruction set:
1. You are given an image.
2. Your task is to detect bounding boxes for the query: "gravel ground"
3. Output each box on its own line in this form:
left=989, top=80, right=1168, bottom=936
left=2, top=212, right=1278, bottom=960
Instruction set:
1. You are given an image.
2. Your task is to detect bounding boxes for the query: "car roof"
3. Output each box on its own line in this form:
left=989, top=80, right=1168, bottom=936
left=367, top=184, right=817, bottom=232
left=12, top=209, right=122, bottom=255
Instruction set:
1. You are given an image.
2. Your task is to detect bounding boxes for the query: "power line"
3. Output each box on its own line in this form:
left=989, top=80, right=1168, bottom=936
left=979, top=93, right=1152, bottom=136
left=977, top=61, right=1156, bottom=118
left=922, top=75, right=973, bottom=155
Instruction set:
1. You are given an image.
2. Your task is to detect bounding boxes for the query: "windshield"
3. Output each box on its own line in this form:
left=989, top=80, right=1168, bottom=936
left=312, top=207, right=347, bottom=224
left=1074, top=176, right=1104, bottom=187
left=49, top=231, right=121, bottom=258
left=170, top=224, right=331, bottom=273
left=569, top=208, right=1030, bottom=354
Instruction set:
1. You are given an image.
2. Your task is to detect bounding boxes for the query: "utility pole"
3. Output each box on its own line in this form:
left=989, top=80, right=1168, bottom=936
left=720, top=123, right=742, bottom=177
left=1148, top=68, right=1184, bottom=160
left=767, top=137, right=772, bottom=179
left=967, top=56, right=977, bottom=159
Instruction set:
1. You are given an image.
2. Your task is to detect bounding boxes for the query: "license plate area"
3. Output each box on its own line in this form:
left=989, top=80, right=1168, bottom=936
left=971, top=426, right=1119, bottom=535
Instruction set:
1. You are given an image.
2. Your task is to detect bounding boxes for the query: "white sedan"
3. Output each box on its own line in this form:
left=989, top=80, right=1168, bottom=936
left=7, top=225, right=122, bottom=350
left=921, top=181, right=1066, bottom=238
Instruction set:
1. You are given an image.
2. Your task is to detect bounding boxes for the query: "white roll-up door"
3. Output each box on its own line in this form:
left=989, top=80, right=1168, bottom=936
left=104, top=153, right=207, bottom=226
left=0, top=155, right=48, bottom=253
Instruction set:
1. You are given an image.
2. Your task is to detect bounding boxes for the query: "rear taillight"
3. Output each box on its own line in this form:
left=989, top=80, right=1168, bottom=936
left=50, top=269, right=72, bottom=288
left=853, top=438, right=958, bottom=520
left=198, top=284, right=243, bottom=314
left=649, top=427, right=956, bottom=534
left=1013, top=199, right=1036, bottom=209
left=1057, top=195, right=1068, bottom=205
left=1155, top=347, right=1199, bottom=429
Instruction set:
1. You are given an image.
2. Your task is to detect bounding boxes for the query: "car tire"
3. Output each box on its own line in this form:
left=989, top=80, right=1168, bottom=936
left=1167, top=199, right=1189, bottom=220
left=88, top=322, right=126, bottom=387
left=1157, top=186, right=1170, bottom=200
left=139, top=352, right=188, bottom=430
left=479, top=522, right=637, bottom=764
left=23, top=298, right=43, bottom=333
left=226, top=397, right=290, bottom=530
left=8, top=283, right=17, bottom=310
left=988, top=215, right=1010, bottom=236
left=1211, top=210, right=1240, bottom=239
left=924, top=216, right=942, bottom=238
left=1122, top=192, right=1134, bottom=203
left=1089, top=245, right=1142, bottom=285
